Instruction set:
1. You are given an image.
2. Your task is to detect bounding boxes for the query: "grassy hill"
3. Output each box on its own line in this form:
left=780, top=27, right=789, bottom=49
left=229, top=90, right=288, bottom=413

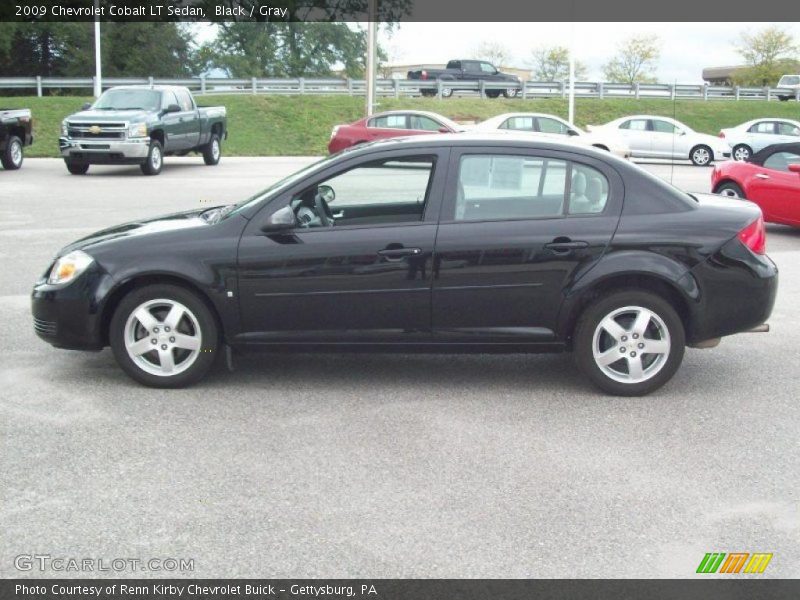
left=4, top=94, right=799, bottom=158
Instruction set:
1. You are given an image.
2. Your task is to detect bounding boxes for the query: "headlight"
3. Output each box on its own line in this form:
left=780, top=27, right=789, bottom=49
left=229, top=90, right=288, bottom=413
left=61, top=120, right=68, bottom=137
left=47, top=250, right=94, bottom=286
left=128, top=122, right=148, bottom=138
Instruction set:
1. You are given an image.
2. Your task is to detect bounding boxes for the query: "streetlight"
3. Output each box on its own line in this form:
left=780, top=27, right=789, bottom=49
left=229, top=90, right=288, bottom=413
left=93, top=0, right=102, bottom=98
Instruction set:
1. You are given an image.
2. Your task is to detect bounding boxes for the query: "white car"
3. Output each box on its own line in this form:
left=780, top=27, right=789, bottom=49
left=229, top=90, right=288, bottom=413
left=588, top=115, right=730, bottom=166
left=473, top=112, right=631, bottom=159
left=719, top=118, right=800, bottom=161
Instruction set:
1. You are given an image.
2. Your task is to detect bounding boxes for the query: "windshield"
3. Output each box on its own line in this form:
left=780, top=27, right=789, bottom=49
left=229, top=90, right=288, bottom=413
left=93, top=89, right=161, bottom=111
left=779, top=75, right=800, bottom=86
left=224, top=154, right=342, bottom=218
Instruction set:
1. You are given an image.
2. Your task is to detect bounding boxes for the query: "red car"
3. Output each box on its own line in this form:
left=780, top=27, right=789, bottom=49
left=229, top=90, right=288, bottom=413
left=712, top=142, right=800, bottom=227
left=328, top=110, right=463, bottom=154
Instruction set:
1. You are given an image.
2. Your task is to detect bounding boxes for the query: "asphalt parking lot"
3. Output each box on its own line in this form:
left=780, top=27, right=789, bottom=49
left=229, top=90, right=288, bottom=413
left=1, top=158, right=798, bottom=578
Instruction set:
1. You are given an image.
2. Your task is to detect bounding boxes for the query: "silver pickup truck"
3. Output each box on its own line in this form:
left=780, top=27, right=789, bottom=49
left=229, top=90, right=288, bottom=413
left=59, top=85, right=227, bottom=176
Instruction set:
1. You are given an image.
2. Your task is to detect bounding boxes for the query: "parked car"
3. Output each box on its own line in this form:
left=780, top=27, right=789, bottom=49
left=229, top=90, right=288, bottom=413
left=32, top=134, right=776, bottom=395
left=328, top=110, right=464, bottom=153
left=407, top=60, right=522, bottom=98
left=59, top=85, right=227, bottom=176
left=719, top=118, right=800, bottom=161
left=473, top=112, right=631, bottom=159
left=588, top=115, right=730, bottom=166
left=0, top=108, right=33, bottom=170
left=776, top=74, right=800, bottom=101
left=711, top=142, right=800, bottom=227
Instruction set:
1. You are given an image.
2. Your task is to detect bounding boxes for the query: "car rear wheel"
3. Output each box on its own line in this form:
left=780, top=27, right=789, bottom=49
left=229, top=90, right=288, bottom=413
left=1, top=135, right=23, bottom=170
left=202, top=133, right=221, bottom=166
left=110, top=284, right=219, bottom=388
left=65, top=160, right=89, bottom=175
left=715, top=181, right=746, bottom=199
left=690, top=145, right=713, bottom=166
left=732, top=144, right=752, bottom=162
left=574, top=290, right=685, bottom=396
left=140, top=139, right=163, bottom=175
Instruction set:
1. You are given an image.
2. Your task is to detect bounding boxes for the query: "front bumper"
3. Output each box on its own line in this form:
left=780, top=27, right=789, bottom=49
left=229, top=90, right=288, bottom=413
left=59, top=137, right=150, bottom=164
left=31, top=270, right=112, bottom=351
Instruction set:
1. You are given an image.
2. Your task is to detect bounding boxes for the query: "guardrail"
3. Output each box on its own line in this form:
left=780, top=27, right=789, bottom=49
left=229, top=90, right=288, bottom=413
left=2, top=76, right=800, bottom=102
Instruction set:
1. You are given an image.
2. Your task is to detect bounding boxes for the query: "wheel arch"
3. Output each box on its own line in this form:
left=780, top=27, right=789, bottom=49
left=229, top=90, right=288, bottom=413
left=558, top=264, right=698, bottom=348
left=149, top=128, right=165, bottom=146
left=100, top=273, right=224, bottom=347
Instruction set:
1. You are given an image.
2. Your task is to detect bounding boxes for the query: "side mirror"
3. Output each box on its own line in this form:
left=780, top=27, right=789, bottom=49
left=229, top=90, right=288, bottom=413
left=260, top=205, right=296, bottom=232
left=678, top=130, right=687, bottom=136
left=165, top=104, right=181, bottom=113
left=317, top=184, right=335, bottom=203
left=438, top=127, right=449, bottom=133
left=82, top=102, right=92, bottom=111
left=788, top=164, right=800, bottom=174
left=567, top=129, right=580, bottom=137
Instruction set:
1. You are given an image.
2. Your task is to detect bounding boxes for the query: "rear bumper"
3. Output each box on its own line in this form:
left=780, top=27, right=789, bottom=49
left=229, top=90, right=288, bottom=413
left=59, top=137, right=149, bottom=163
left=683, top=240, right=778, bottom=343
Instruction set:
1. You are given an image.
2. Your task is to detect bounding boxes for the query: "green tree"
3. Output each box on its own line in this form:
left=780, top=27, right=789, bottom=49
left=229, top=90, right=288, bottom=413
left=530, top=45, right=588, bottom=82
left=733, top=26, right=799, bottom=86
left=603, top=35, right=660, bottom=84
left=199, top=22, right=384, bottom=78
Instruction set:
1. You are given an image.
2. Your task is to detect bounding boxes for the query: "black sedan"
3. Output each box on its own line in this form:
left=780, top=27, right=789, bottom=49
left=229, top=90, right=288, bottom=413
left=32, top=135, right=778, bottom=395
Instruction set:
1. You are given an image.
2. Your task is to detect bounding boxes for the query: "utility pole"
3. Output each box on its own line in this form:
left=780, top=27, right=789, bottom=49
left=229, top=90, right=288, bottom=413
left=568, top=22, right=575, bottom=124
left=365, top=0, right=377, bottom=116
left=93, top=0, right=102, bottom=98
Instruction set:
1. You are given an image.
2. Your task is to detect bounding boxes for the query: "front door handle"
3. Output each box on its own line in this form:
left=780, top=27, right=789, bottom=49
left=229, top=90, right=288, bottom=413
left=378, top=247, right=422, bottom=261
left=755, top=173, right=770, bottom=180
left=545, top=240, right=589, bottom=253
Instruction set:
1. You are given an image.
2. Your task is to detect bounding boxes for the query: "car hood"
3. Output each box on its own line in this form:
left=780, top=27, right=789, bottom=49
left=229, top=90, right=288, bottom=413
left=66, top=109, right=152, bottom=123
left=60, top=207, right=220, bottom=255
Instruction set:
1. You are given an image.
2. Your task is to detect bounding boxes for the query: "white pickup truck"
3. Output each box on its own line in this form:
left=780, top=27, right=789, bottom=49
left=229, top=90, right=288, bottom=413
left=777, top=75, right=800, bottom=101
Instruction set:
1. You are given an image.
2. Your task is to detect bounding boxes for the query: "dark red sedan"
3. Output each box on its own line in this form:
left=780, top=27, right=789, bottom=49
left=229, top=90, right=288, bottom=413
left=712, top=142, right=800, bottom=227
left=328, top=110, right=464, bottom=154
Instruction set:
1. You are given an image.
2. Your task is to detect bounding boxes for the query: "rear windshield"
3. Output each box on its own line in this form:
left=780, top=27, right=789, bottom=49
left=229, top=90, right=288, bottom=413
left=779, top=75, right=800, bottom=86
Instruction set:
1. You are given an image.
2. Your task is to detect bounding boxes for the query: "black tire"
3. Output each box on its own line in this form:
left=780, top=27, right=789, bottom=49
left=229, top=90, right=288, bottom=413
left=574, top=290, right=685, bottom=396
left=65, top=160, right=89, bottom=175
left=109, top=284, right=219, bottom=388
left=714, top=181, right=746, bottom=199
left=1, top=135, right=23, bottom=170
left=140, top=139, right=163, bottom=175
left=690, top=144, right=713, bottom=167
left=420, top=89, right=436, bottom=97
left=502, top=88, right=519, bottom=98
left=202, top=133, right=221, bottom=166
left=485, top=90, right=501, bottom=99
left=732, top=144, right=752, bottom=162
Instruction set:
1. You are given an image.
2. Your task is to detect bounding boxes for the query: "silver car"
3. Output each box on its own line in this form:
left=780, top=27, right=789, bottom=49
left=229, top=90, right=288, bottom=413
left=719, top=118, right=800, bottom=161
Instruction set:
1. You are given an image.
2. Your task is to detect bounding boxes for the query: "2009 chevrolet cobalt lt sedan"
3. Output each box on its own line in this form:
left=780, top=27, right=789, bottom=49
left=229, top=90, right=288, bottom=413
left=32, top=135, right=777, bottom=395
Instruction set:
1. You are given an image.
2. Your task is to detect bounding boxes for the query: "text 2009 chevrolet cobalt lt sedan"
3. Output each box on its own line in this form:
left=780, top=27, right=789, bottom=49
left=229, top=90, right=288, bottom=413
left=32, top=135, right=777, bottom=395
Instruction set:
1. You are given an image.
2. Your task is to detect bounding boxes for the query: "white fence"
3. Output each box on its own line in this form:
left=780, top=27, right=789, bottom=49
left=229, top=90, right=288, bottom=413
left=1, top=75, right=800, bottom=101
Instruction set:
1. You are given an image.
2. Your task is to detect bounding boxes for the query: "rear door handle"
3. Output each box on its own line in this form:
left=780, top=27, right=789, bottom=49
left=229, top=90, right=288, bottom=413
left=545, top=241, right=589, bottom=252
left=755, top=173, right=770, bottom=179
left=378, top=247, right=422, bottom=261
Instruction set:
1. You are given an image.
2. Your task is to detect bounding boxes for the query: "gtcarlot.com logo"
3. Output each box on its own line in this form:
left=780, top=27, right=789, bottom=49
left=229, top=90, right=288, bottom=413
left=696, top=552, right=773, bottom=574
left=14, top=554, right=194, bottom=573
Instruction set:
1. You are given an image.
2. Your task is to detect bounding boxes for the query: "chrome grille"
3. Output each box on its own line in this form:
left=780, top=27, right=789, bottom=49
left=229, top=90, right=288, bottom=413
left=67, top=122, right=127, bottom=140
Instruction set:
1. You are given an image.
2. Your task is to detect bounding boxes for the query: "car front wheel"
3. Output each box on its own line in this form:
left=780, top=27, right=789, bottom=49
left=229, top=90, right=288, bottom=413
left=732, top=144, right=752, bottom=162
left=690, top=145, right=713, bottom=166
left=109, top=284, right=219, bottom=388
left=574, top=290, right=685, bottom=396
left=502, top=88, right=519, bottom=98
left=140, top=139, right=163, bottom=175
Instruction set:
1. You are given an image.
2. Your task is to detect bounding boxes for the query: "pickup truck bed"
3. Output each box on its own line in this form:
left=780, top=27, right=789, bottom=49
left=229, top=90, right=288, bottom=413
left=1, top=108, right=33, bottom=170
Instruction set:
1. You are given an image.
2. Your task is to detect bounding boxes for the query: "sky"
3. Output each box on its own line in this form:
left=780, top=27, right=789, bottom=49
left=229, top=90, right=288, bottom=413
left=192, top=22, right=800, bottom=83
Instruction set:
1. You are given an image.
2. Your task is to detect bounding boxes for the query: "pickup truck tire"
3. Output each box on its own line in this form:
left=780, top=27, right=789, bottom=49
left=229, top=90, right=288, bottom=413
left=503, top=88, right=519, bottom=98
left=440, top=85, right=453, bottom=98
left=1, top=136, right=23, bottom=170
left=140, top=140, right=164, bottom=176
left=65, top=160, right=89, bottom=175
left=485, top=91, right=501, bottom=99
left=202, top=133, right=221, bottom=166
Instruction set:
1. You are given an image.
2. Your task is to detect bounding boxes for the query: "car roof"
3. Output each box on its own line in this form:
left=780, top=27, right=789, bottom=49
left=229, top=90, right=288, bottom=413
left=106, top=85, right=188, bottom=92
left=368, top=110, right=449, bottom=119
left=749, top=142, right=800, bottom=165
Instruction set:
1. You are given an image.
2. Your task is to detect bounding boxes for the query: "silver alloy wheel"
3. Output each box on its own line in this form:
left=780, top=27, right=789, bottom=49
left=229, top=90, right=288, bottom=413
left=211, top=138, right=220, bottom=161
left=441, top=86, right=453, bottom=97
left=592, top=305, right=671, bottom=384
left=505, top=88, right=518, bottom=97
left=733, top=146, right=751, bottom=161
left=10, top=139, right=22, bottom=166
left=124, top=298, right=202, bottom=377
left=692, top=147, right=711, bottom=165
left=151, top=144, right=162, bottom=170
left=719, top=187, right=741, bottom=198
